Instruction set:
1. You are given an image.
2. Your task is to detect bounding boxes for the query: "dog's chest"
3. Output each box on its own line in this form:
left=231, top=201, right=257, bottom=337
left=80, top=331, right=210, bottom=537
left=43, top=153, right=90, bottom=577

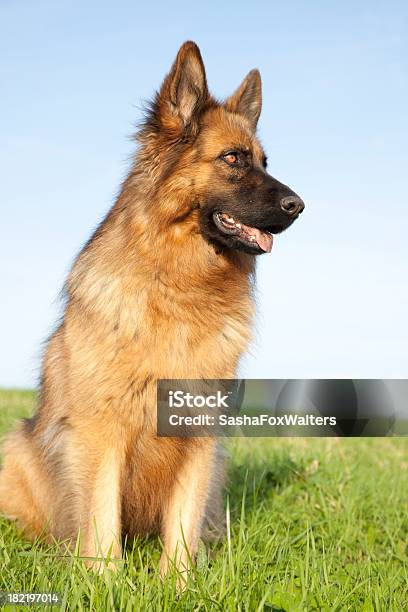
left=136, top=290, right=253, bottom=379
left=67, top=271, right=254, bottom=418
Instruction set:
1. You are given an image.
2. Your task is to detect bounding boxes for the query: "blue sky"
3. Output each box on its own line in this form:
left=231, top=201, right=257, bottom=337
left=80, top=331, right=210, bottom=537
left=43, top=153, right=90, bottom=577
left=1, top=0, right=407, bottom=387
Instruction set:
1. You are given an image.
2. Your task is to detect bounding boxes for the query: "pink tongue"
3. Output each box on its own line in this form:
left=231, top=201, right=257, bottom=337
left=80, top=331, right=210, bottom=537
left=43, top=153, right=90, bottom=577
left=241, top=224, right=273, bottom=253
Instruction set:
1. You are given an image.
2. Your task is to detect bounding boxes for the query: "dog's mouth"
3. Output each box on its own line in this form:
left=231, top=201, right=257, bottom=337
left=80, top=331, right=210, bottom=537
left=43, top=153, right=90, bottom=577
left=213, top=212, right=273, bottom=253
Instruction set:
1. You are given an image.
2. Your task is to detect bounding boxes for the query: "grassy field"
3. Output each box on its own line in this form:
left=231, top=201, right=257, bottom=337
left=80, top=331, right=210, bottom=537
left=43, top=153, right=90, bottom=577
left=0, top=389, right=407, bottom=611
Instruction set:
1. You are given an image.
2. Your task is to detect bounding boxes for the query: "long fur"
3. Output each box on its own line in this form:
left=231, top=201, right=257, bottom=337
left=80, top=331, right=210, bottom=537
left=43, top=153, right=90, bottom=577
left=0, top=41, right=301, bottom=579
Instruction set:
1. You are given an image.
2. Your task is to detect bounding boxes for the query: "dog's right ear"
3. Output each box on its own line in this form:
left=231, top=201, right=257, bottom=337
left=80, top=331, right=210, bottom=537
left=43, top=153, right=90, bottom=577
left=225, top=69, right=262, bottom=131
left=156, top=41, right=209, bottom=136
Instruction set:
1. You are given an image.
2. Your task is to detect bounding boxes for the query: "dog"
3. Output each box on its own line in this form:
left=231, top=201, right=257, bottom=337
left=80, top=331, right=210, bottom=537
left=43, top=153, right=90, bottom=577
left=0, top=41, right=304, bottom=580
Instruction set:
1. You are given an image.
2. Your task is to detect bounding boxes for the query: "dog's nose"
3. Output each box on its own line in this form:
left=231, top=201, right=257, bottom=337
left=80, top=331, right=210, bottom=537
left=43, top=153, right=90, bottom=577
left=280, top=196, right=305, bottom=217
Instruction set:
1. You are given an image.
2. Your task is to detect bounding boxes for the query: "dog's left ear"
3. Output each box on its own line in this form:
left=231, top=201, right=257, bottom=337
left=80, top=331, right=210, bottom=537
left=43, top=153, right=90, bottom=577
left=158, top=41, right=209, bottom=134
left=225, top=70, right=262, bottom=131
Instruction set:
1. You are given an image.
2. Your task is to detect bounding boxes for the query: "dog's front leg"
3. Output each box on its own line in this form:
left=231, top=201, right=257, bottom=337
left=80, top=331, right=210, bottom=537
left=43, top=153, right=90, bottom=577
left=62, top=432, right=123, bottom=572
left=160, top=439, right=217, bottom=584
left=83, top=446, right=123, bottom=571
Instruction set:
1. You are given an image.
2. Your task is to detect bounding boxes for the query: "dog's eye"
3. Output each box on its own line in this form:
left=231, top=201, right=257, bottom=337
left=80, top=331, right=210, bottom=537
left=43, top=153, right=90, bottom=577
left=222, top=152, right=239, bottom=166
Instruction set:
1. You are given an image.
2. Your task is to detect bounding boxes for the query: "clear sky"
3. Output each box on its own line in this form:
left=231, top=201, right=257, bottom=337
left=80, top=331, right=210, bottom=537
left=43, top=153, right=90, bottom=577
left=1, top=0, right=407, bottom=388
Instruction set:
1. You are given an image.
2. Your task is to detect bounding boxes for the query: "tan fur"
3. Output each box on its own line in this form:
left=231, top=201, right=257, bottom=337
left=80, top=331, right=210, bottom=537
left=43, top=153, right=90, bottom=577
left=0, top=42, right=265, bottom=578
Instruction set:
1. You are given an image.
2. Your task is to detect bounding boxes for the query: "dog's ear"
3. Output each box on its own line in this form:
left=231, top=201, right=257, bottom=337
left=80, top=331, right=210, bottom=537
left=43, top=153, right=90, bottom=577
left=225, top=69, right=262, bottom=130
left=157, top=41, right=209, bottom=134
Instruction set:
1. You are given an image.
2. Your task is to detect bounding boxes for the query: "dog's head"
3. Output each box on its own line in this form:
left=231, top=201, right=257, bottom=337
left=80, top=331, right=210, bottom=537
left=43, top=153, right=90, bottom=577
left=141, top=41, right=304, bottom=255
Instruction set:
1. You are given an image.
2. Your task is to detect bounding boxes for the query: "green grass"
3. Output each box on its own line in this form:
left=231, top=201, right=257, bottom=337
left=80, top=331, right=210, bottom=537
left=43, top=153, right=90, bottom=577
left=0, top=389, right=407, bottom=611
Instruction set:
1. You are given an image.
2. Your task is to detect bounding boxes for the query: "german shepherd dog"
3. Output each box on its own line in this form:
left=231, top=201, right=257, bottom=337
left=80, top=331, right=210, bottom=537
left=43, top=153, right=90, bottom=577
left=0, top=42, right=304, bottom=579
